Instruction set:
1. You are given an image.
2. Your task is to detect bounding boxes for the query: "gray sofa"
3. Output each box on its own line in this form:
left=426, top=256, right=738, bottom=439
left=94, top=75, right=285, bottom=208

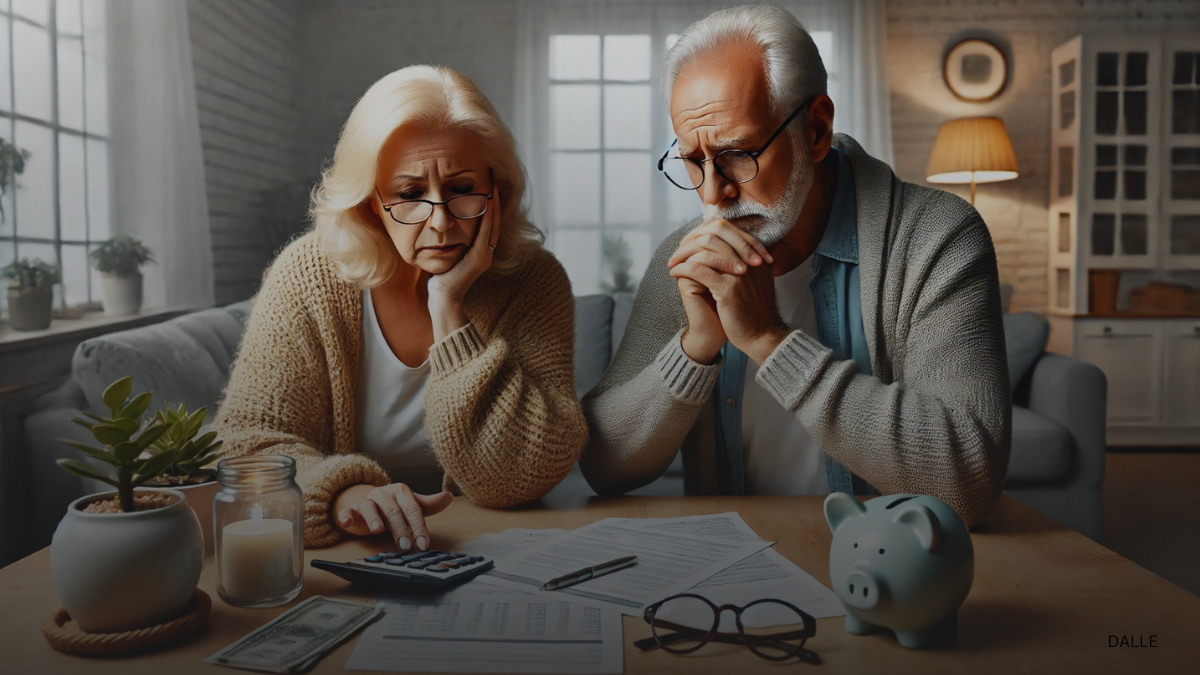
left=21, top=292, right=1106, bottom=555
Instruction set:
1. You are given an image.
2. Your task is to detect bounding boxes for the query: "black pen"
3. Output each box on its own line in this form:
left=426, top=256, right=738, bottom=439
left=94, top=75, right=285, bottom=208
left=541, top=555, right=639, bottom=591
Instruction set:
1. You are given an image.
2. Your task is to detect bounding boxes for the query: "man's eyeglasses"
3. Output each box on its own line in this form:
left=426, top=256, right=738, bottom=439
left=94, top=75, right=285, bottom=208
left=375, top=168, right=495, bottom=225
left=636, top=593, right=820, bottom=663
left=657, top=96, right=816, bottom=190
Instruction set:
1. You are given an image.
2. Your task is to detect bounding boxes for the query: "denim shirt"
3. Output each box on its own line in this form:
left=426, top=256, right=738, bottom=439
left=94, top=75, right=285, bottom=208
left=712, top=147, right=874, bottom=496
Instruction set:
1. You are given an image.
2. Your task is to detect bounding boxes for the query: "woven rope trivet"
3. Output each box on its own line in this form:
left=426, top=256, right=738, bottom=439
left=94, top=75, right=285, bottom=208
left=42, top=589, right=211, bottom=657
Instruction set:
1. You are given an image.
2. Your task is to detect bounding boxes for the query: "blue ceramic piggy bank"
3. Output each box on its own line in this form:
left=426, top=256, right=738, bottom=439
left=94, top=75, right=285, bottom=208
left=824, top=492, right=974, bottom=649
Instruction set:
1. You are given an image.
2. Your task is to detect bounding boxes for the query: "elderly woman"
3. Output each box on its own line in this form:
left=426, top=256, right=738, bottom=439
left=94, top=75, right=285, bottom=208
left=214, top=66, right=586, bottom=550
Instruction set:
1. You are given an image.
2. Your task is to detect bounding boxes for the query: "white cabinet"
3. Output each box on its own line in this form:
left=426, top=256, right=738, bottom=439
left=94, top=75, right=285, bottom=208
left=1049, top=316, right=1199, bottom=444
left=1164, top=320, right=1200, bottom=426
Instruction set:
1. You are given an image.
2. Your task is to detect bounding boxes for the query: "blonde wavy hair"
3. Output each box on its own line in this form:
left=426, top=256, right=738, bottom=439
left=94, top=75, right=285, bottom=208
left=312, top=65, right=544, bottom=287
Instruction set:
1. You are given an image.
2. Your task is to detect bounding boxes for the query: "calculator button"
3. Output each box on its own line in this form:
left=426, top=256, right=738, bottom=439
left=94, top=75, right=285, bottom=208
left=428, top=566, right=449, bottom=573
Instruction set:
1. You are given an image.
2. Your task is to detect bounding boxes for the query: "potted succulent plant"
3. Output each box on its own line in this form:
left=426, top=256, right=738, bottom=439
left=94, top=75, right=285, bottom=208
left=2, top=257, right=59, bottom=331
left=90, top=235, right=154, bottom=316
left=51, top=377, right=223, bottom=633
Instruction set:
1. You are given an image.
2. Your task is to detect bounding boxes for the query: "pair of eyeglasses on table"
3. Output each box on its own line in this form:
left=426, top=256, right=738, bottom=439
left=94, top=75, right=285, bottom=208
left=635, top=593, right=821, bottom=664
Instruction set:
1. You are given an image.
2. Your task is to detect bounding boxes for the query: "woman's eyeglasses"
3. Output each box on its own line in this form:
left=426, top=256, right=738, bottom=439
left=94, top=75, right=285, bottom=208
left=375, top=169, right=495, bottom=225
left=637, top=593, right=820, bottom=663
left=657, top=96, right=815, bottom=191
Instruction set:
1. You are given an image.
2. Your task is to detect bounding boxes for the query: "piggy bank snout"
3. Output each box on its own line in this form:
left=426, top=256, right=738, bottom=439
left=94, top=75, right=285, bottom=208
left=841, top=569, right=884, bottom=610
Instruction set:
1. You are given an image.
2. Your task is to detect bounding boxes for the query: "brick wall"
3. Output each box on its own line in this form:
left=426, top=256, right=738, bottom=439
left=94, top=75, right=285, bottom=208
left=887, top=0, right=1200, bottom=312
left=188, top=0, right=308, bottom=305
left=297, top=0, right=520, bottom=175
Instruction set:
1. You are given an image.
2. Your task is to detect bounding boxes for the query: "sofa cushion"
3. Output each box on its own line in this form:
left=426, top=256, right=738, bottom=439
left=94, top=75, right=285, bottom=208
left=1007, top=406, right=1073, bottom=482
left=73, top=304, right=252, bottom=417
left=1003, top=311, right=1050, bottom=392
left=574, top=294, right=614, bottom=399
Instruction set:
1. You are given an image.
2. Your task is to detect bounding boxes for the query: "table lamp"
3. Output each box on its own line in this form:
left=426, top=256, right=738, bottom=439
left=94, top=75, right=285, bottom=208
left=925, top=116, right=1019, bottom=205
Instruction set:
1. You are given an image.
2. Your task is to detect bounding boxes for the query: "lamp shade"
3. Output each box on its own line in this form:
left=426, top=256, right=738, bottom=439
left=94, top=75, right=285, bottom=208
left=926, top=117, right=1019, bottom=184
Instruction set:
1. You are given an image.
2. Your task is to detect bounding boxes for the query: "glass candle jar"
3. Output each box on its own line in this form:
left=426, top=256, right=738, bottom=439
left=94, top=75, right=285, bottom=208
left=214, top=455, right=304, bottom=607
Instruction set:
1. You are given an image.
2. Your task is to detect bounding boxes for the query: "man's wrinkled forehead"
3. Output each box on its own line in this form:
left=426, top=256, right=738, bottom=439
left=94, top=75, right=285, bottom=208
left=669, top=41, right=773, bottom=153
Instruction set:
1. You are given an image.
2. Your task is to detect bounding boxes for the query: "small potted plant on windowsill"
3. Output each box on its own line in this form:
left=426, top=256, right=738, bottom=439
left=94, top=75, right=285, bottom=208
left=51, top=376, right=223, bottom=633
left=2, top=257, right=59, bottom=331
left=0, top=137, right=30, bottom=225
left=90, top=235, right=154, bottom=317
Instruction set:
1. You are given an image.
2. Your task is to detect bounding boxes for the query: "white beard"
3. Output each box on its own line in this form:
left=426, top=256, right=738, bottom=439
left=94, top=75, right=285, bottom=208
left=701, top=135, right=813, bottom=247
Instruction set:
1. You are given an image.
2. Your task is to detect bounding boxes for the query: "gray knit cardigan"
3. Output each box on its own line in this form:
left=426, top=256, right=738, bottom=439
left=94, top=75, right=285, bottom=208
left=579, top=134, right=1011, bottom=528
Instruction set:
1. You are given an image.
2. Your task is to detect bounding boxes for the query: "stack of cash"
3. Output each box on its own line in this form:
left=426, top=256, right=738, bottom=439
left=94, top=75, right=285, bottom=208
left=204, top=596, right=383, bottom=673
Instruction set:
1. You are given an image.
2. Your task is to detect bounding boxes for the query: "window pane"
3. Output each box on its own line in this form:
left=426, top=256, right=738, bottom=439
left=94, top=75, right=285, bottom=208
left=1095, top=144, right=1117, bottom=166
left=551, top=85, right=600, bottom=149
left=60, top=242, right=88, bottom=306
left=1123, top=144, right=1147, bottom=166
left=1171, top=147, right=1199, bottom=166
left=604, top=153, right=651, bottom=225
left=1123, top=91, right=1146, bottom=135
left=1058, top=212, right=1071, bottom=253
left=12, top=0, right=50, bottom=24
left=554, top=228, right=601, bottom=295
left=665, top=33, right=679, bottom=51
left=1058, top=146, right=1073, bottom=197
left=0, top=123, right=11, bottom=238
left=1096, top=52, right=1119, bottom=86
left=1094, top=170, right=1116, bottom=200
left=13, top=21, right=53, bottom=121
left=83, top=0, right=108, bottom=136
left=59, top=133, right=86, bottom=240
left=604, top=84, right=650, bottom=150
left=57, top=0, right=82, bottom=35
left=0, top=16, right=11, bottom=112
left=14, top=120, right=54, bottom=239
left=1171, top=216, right=1200, bottom=255
left=1059, top=60, right=1076, bottom=88
left=86, top=139, right=110, bottom=239
left=1125, top=52, right=1147, bottom=86
left=551, top=152, right=600, bottom=226
left=1056, top=268, right=1070, bottom=309
left=1172, top=170, right=1200, bottom=200
left=810, top=31, right=834, bottom=73
left=1123, top=170, right=1146, bottom=200
left=58, top=37, right=85, bottom=131
left=1173, top=52, right=1194, bottom=85
left=1095, top=91, right=1118, bottom=135
left=550, top=35, right=600, bottom=80
left=1120, top=214, right=1147, bottom=255
left=1092, top=214, right=1115, bottom=256
left=604, top=228, right=651, bottom=291
left=1059, top=91, right=1075, bottom=130
left=667, top=178, right=702, bottom=225
left=602, top=35, right=650, bottom=81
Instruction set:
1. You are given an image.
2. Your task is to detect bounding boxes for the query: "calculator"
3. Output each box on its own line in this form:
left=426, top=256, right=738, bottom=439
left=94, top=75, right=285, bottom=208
left=311, top=550, right=494, bottom=593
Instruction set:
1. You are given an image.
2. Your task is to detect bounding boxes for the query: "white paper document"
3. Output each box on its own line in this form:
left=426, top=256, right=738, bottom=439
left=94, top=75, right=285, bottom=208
left=481, top=517, right=772, bottom=616
left=344, top=585, right=623, bottom=674
left=458, top=528, right=566, bottom=560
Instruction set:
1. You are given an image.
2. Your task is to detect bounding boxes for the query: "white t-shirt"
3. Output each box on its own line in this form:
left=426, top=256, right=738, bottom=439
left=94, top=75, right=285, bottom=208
left=741, top=257, right=829, bottom=495
left=355, top=289, right=444, bottom=494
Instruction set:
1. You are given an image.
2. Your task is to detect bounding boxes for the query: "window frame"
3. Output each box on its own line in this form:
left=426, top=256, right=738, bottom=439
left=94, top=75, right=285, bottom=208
left=1, top=0, right=109, bottom=311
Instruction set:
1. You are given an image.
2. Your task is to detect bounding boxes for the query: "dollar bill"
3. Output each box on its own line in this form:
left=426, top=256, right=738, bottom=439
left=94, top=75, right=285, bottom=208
left=204, top=595, right=383, bottom=673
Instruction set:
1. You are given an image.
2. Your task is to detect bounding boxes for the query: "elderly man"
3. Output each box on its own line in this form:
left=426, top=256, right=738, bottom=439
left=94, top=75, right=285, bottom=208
left=580, top=5, right=1010, bottom=527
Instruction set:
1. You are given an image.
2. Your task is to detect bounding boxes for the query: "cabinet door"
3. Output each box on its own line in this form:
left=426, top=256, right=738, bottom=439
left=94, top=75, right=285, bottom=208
left=1164, top=321, right=1200, bottom=426
left=1077, top=320, right=1163, bottom=424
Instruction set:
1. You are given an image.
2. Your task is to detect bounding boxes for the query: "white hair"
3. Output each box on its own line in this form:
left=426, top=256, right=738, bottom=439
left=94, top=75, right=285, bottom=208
left=661, top=4, right=827, bottom=118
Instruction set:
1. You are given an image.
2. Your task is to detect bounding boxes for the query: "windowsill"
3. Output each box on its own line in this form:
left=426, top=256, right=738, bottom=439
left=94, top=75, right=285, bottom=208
left=0, top=307, right=192, bottom=353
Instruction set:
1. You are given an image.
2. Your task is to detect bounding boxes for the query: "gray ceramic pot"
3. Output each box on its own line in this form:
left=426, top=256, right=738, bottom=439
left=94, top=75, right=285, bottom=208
left=6, top=286, right=53, bottom=331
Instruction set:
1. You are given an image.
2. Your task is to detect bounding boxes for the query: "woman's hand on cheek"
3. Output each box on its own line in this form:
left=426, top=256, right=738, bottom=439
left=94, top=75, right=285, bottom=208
left=426, top=191, right=501, bottom=341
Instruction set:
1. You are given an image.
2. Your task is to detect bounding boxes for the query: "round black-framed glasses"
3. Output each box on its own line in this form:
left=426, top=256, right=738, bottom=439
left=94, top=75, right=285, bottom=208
left=375, top=168, right=495, bottom=225
left=657, top=97, right=816, bottom=191
left=637, top=593, right=820, bottom=663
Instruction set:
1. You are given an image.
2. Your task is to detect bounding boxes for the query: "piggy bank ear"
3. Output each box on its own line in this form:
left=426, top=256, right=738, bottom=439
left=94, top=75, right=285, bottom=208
left=824, top=492, right=866, bottom=533
left=893, top=503, right=941, bottom=551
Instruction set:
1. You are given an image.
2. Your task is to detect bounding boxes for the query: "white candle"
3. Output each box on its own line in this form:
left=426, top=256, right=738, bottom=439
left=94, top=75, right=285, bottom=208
left=220, top=505, right=296, bottom=600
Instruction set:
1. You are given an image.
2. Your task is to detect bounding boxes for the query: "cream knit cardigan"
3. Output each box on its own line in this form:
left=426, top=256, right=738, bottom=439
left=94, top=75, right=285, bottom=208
left=214, top=233, right=587, bottom=547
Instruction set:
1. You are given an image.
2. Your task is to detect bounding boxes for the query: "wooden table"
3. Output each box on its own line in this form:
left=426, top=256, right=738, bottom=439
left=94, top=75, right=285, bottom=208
left=2, top=495, right=1197, bottom=673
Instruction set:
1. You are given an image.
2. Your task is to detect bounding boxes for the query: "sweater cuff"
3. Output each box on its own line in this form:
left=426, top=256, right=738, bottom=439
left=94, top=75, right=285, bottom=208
left=755, top=329, right=833, bottom=411
left=655, top=328, right=722, bottom=406
left=297, top=453, right=390, bottom=548
left=429, top=322, right=487, bottom=376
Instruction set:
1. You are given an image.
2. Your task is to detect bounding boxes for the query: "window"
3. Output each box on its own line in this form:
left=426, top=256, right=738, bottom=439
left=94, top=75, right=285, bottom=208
left=545, top=28, right=834, bottom=295
left=1, top=0, right=109, bottom=313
